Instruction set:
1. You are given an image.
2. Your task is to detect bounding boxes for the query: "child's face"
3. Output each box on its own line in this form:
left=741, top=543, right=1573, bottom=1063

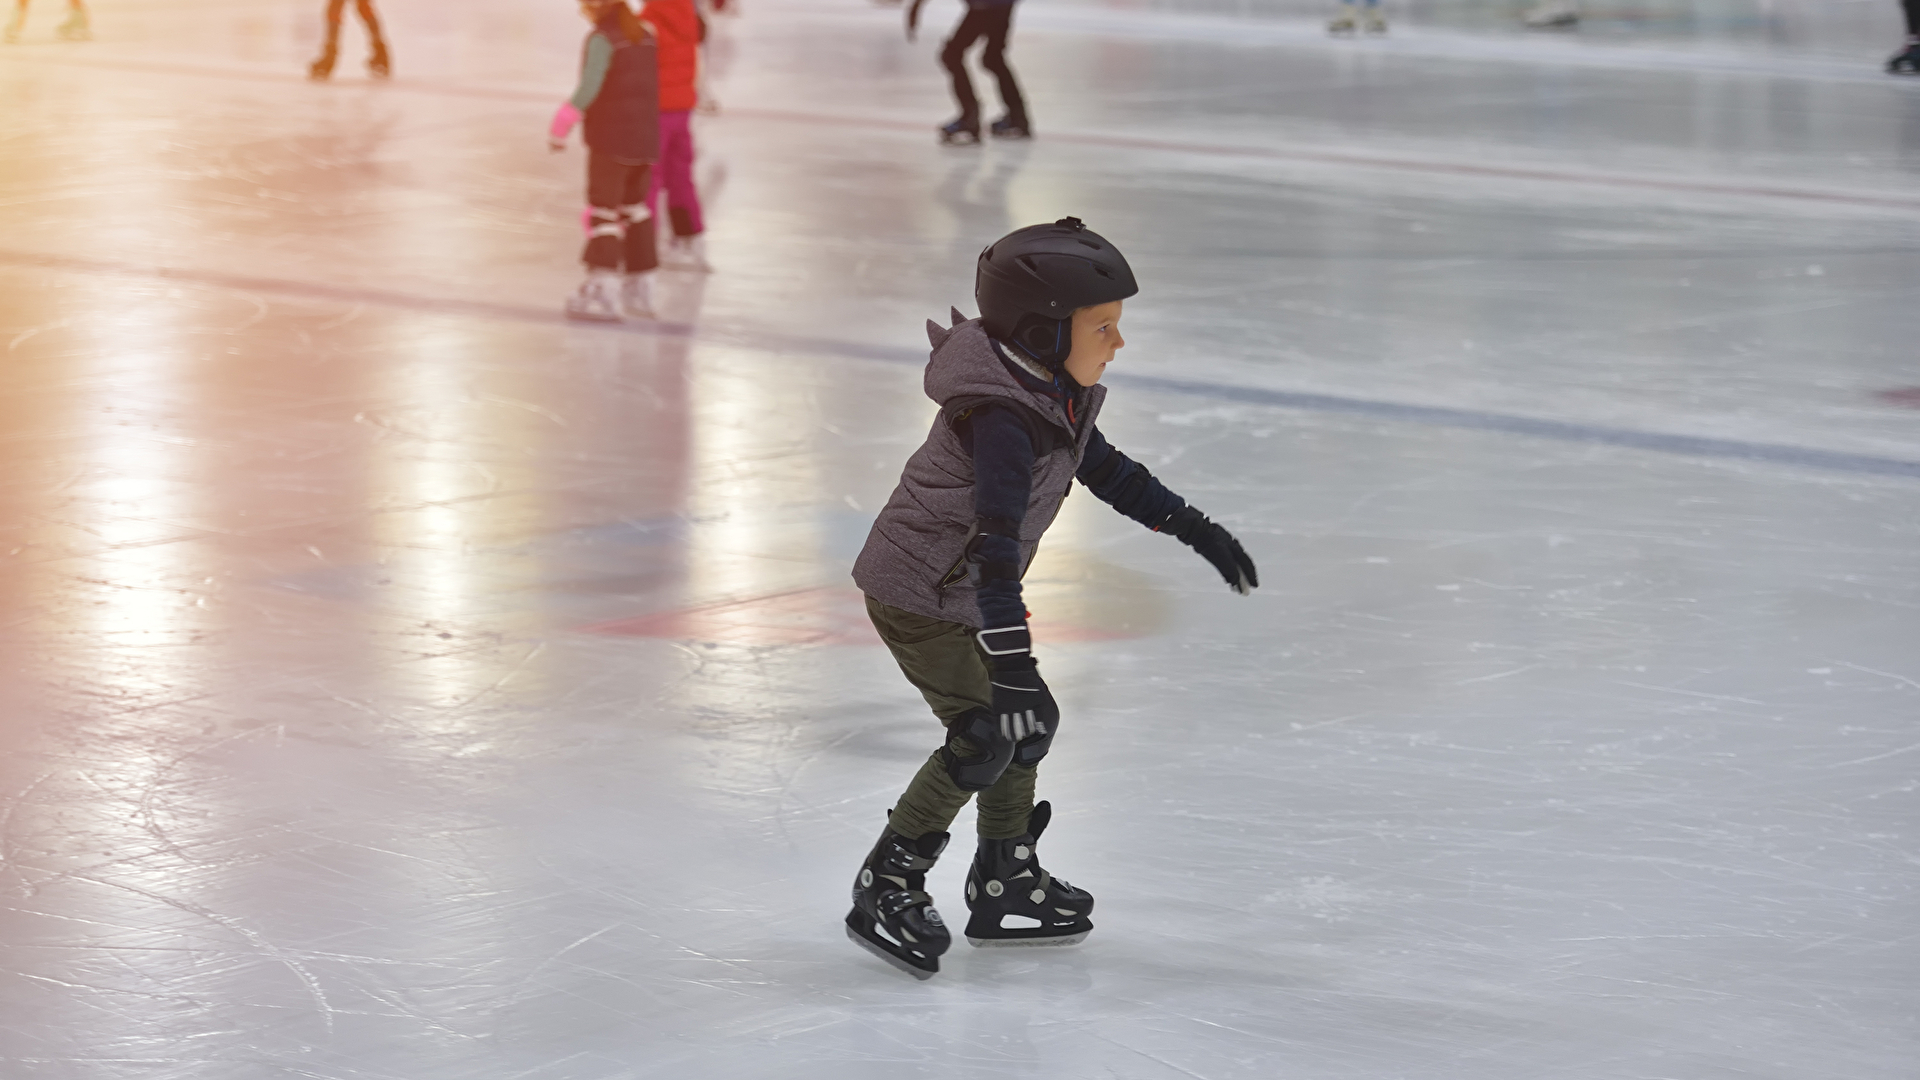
left=1061, top=300, right=1125, bottom=386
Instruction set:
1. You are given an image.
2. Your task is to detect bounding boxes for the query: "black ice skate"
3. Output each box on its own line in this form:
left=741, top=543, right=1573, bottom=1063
left=989, top=116, right=1031, bottom=140
left=939, top=118, right=981, bottom=146
left=845, top=824, right=952, bottom=979
left=964, top=801, right=1094, bottom=948
left=1890, top=43, right=1920, bottom=75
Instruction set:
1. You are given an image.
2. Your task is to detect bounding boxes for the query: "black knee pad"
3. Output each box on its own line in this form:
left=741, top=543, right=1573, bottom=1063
left=940, top=707, right=1016, bottom=792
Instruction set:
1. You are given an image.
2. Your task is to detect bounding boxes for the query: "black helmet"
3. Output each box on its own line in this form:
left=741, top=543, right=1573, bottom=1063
left=975, top=217, right=1138, bottom=370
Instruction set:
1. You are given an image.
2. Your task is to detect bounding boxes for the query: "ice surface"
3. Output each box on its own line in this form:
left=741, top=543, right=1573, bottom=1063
left=1, top=0, right=1917, bottom=1077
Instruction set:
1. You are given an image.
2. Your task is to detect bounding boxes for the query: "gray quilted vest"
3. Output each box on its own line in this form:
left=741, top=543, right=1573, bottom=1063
left=852, top=309, right=1107, bottom=628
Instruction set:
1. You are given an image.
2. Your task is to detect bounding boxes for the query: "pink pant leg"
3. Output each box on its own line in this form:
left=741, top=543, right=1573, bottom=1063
left=646, top=110, right=705, bottom=237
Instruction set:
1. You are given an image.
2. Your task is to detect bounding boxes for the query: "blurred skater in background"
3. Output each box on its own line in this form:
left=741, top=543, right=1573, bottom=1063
left=550, top=0, right=661, bottom=321
left=642, top=0, right=712, bottom=270
left=309, top=0, right=390, bottom=80
left=1891, top=0, right=1920, bottom=73
left=907, top=0, right=1030, bottom=145
left=1327, top=0, right=1386, bottom=36
left=4, top=0, right=89, bottom=43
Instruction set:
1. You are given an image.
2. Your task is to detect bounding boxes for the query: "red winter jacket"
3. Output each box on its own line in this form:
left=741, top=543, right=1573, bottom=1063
left=640, top=0, right=701, bottom=112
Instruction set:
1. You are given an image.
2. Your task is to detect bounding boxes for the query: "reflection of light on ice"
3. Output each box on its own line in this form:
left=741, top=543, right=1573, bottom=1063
left=683, top=347, right=824, bottom=604
left=370, top=326, right=549, bottom=718
left=53, top=333, right=209, bottom=711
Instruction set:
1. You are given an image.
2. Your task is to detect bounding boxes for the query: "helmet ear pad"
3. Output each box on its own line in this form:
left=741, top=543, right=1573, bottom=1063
left=1009, top=313, right=1071, bottom=371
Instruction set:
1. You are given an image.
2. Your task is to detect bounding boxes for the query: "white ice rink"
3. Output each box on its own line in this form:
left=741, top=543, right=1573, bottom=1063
left=2, top=0, right=1918, bottom=1076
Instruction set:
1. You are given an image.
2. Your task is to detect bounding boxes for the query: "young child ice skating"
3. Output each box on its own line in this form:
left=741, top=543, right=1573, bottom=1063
left=549, top=0, right=662, bottom=321
left=846, top=217, right=1260, bottom=978
left=639, top=0, right=711, bottom=269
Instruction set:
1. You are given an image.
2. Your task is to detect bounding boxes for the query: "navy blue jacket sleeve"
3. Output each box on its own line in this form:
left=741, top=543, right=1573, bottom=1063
left=961, top=406, right=1035, bottom=629
left=1075, top=425, right=1188, bottom=530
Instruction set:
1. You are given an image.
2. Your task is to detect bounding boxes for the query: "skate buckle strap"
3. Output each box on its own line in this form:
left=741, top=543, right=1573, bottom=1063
left=876, top=890, right=936, bottom=917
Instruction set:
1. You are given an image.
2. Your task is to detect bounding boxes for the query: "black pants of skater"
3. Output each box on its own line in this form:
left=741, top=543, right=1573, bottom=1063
left=1907, top=0, right=1920, bottom=36
left=942, top=5, right=1027, bottom=127
left=584, top=153, right=659, bottom=274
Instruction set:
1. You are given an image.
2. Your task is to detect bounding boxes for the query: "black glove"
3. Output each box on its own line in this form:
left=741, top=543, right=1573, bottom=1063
left=976, top=624, right=1059, bottom=764
left=1163, top=506, right=1259, bottom=595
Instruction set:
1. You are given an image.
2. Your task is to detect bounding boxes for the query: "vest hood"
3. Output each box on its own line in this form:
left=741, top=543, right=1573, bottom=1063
left=923, top=308, right=1072, bottom=436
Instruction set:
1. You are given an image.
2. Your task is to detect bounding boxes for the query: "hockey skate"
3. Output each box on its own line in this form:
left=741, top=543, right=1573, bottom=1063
left=55, top=7, right=90, bottom=40
left=964, top=801, right=1094, bottom=948
left=938, top=118, right=981, bottom=146
left=620, top=272, right=656, bottom=319
left=565, top=270, right=624, bottom=322
left=368, top=37, right=391, bottom=79
left=846, top=824, right=952, bottom=978
left=989, top=116, right=1032, bottom=140
left=1890, top=42, right=1920, bottom=75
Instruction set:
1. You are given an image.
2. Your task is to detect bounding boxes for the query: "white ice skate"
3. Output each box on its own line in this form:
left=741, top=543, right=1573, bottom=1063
left=620, top=272, right=657, bottom=319
left=4, top=7, right=25, bottom=42
left=1327, top=10, right=1356, bottom=35
left=1364, top=10, right=1387, bottom=34
left=565, top=270, right=624, bottom=322
left=664, top=234, right=712, bottom=273
left=1523, top=1, right=1579, bottom=28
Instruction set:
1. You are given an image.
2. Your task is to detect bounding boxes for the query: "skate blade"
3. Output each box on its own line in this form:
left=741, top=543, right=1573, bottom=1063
left=965, top=930, right=1088, bottom=948
left=845, top=924, right=938, bottom=979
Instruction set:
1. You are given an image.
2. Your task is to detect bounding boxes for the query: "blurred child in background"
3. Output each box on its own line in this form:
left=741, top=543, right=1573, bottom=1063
left=641, top=0, right=712, bottom=270
left=550, top=0, right=661, bottom=321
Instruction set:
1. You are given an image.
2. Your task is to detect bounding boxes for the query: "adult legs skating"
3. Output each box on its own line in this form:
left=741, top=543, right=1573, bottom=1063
left=309, top=0, right=390, bottom=81
left=964, top=801, right=1094, bottom=947
left=5, top=0, right=90, bottom=43
left=1890, top=0, right=1920, bottom=74
left=939, top=4, right=1028, bottom=143
left=1328, top=0, right=1384, bottom=35
left=571, top=154, right=659, bottom=321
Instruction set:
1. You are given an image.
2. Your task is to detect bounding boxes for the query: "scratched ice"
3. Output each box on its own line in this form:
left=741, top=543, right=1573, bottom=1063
left=1, top=0, right=1917, bottom=1077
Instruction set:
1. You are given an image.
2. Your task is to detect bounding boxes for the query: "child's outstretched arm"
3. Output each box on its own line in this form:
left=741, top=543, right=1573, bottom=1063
left=1077, top=426, right=1259, bottom=595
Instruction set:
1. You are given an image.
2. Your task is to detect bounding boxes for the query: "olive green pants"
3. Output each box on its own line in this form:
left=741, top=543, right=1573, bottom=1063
left=866, top=595, right=1038, bottom=841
